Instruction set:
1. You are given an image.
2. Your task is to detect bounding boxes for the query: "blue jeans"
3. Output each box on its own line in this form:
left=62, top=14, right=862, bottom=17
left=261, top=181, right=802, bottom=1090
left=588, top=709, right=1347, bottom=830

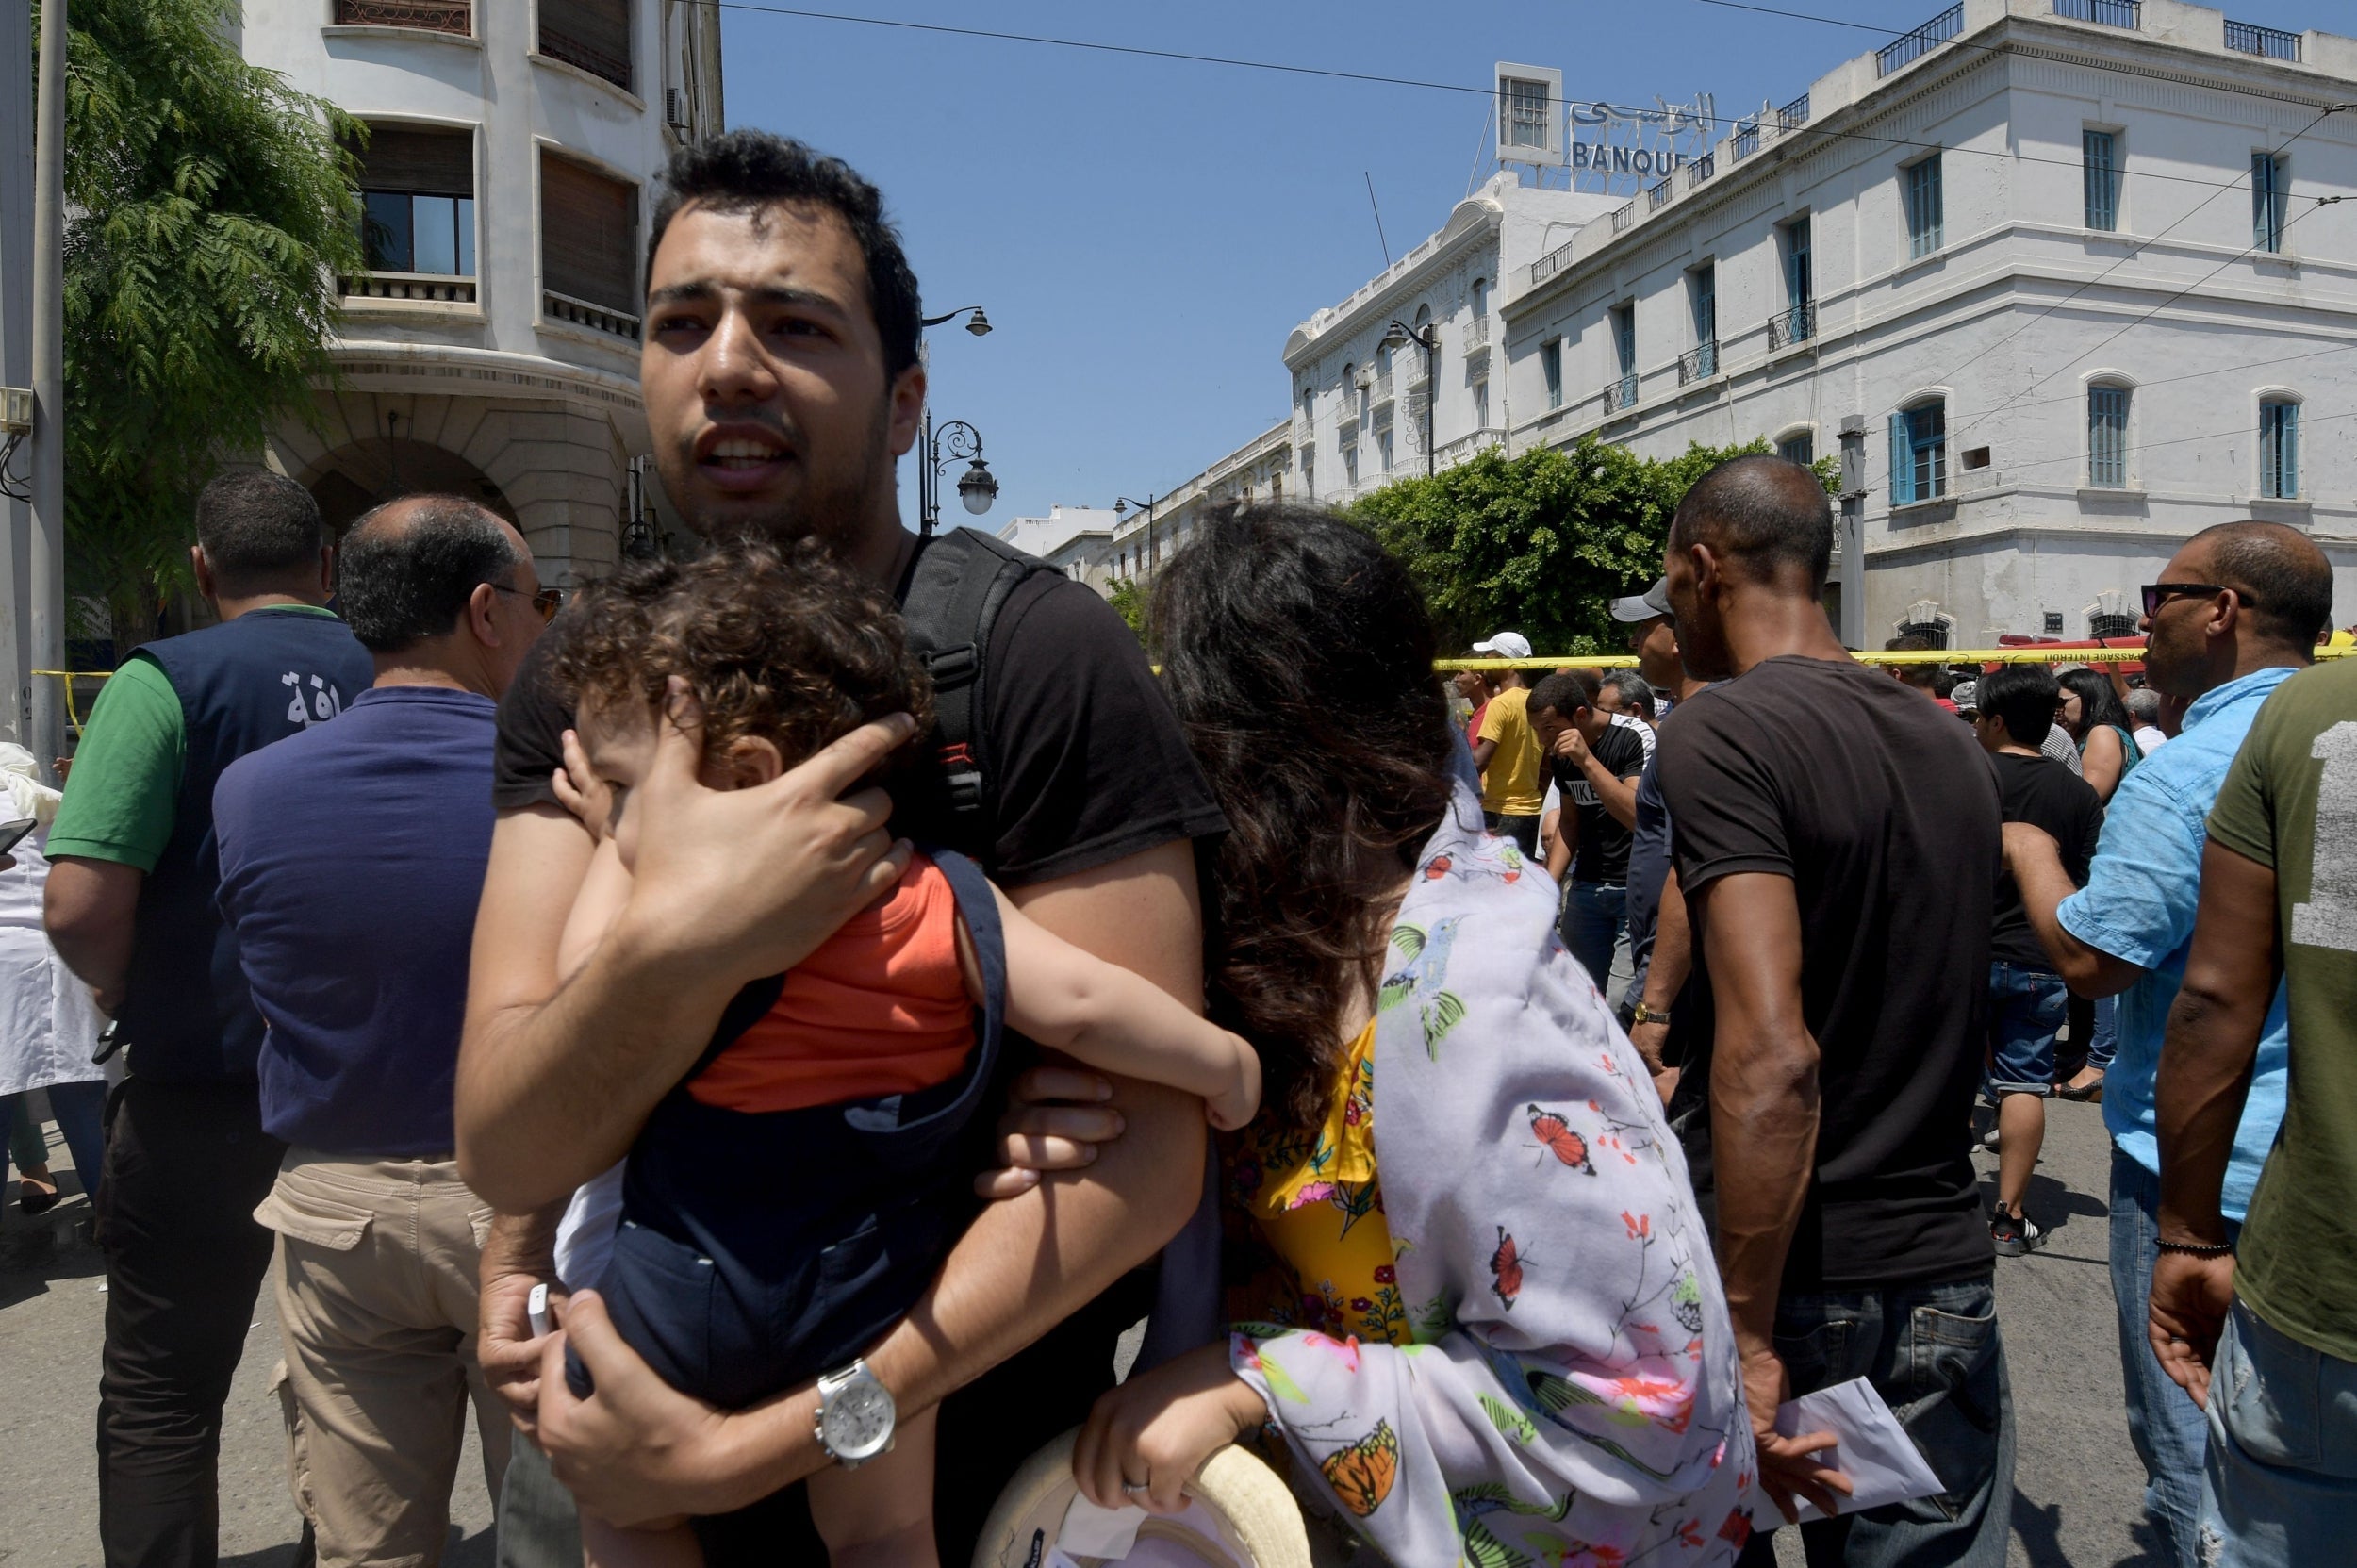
left=1559, top=880, right=1626, bottom=994
left=0, top=1080, right=107, bottom=1205
left=2200, top=1298, right=2357, bottom=1566
left=2112, top=1145, right=2227, bottom=1568
left=1739, top=1275, right=2015, bottom=1568
left=2088, top=993, right=2118, bottom=1072
left=1986, top=962, right=2065, bottom=1096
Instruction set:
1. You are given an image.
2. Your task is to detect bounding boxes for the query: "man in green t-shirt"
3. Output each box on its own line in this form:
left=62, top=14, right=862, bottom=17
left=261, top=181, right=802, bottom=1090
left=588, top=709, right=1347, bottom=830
left=2152, top=651, right=2357, bottom=1566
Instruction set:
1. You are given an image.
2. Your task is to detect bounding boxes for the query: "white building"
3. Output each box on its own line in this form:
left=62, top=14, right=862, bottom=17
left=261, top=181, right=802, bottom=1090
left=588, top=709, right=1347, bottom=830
left=238, top=0, right=723, bottom=585
left=1287, top=176, right=1620, bottom=506
left=996, top=505, right=1120, bottom=592
left=1105, top=420, right=1294, bottom=590
left=1499, top=0, right=2357, bottom=644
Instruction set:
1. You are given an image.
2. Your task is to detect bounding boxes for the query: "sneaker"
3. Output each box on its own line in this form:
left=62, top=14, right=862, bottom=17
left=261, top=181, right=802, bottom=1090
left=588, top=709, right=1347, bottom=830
left=1981, top=1124, right=2003, bottom=1152
left=1991, top=1207, right=2045, bottom=1256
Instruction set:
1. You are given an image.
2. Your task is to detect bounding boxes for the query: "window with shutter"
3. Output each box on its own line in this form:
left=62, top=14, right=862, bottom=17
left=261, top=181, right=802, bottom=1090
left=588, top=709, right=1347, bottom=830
left=540, top=151, right=640, bottom=325
left=347, top=125, right=475, bottom=279
left=540, top=0, right=633, bottom=92
left=2087, top=387, right=2129, bottom=488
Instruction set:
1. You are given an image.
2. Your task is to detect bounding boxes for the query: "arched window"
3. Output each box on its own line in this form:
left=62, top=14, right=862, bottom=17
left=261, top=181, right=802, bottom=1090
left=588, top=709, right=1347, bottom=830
left=1889, top=398, right=1948, bottom=503
left=2260, top=394, right=2300, bottom=498
left=2087, top=383, right=2131, bottom=488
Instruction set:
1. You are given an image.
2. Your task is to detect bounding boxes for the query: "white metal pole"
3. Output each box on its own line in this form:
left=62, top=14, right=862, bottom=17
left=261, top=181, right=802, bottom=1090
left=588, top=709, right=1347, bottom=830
left=28, top=0, right=67, bottom=782
left=1, top=0, right=36, bottom=751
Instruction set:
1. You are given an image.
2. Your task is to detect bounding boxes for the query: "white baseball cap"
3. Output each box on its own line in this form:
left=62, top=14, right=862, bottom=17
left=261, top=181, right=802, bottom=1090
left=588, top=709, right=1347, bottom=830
left=1470, top=631, right=1533, bottom=660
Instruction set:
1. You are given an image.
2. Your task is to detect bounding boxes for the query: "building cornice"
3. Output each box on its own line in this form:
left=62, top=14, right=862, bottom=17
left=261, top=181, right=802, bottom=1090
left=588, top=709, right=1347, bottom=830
left=1284, top=195, right=1504, bottom=366
left=321, top=339, right=644, bottom=411
left=1505, top=8, right=2356, bottom=323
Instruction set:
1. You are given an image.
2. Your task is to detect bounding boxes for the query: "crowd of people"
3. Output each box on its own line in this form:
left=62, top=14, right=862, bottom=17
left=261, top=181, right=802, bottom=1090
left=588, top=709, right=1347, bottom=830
left=3, top=128, right=2350, bottom=1568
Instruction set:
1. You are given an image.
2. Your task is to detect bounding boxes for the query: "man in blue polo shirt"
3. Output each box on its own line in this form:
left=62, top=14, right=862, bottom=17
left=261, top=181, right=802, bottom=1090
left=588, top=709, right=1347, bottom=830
left=2003, top=520, right=2330, bottom=1568
left=213, top=494, right=549, bottom=1565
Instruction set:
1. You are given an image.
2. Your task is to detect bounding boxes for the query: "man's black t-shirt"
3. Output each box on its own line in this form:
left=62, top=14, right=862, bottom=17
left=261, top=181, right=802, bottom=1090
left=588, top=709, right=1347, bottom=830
left=1658, top=655, right=2000, bottom=1292
left=1989, top=751, right=2103, bottom=970
left=1549, top=721, right=1649, bottom=884
left=493, top=549, right=1227, bottom=889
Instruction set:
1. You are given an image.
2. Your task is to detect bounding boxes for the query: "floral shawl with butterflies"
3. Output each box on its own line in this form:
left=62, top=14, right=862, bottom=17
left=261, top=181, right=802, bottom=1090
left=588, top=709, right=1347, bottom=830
left=1229, top=780, right=1756, bottom=1568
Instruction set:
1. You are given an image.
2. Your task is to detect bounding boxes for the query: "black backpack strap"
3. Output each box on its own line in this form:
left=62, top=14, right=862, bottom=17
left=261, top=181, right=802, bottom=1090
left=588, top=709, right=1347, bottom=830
left=898, top=530, right=1047, bottom=850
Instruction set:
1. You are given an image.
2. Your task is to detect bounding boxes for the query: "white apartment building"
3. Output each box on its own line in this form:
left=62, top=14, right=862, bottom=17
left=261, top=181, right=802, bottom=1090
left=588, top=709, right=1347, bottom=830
left=1500, top=0, right=2356, bottom=644
left=239, top=0, right=723, bottom=584
left=1104, top=420, right=1294, bottom=589
left=996, top=504, right=1120, bottom=592
left=1287, top=176, right=1620, bottom=507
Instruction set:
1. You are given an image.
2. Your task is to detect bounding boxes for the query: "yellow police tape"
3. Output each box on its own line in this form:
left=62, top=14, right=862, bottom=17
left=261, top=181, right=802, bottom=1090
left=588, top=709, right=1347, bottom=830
left=31, top=669, right=109, bottom=732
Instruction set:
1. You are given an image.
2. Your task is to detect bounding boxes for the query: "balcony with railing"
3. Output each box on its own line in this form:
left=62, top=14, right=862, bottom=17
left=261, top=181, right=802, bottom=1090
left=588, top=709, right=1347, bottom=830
left=1463, top=316, right=1490, bottom=350
left=544, top=289, right=641, bottom=340
left=1686, top=153, right=1716, bottom=190
left=342, top=270, right=477, bottom=304
left=1768, top=301, right=1817, bottom=351
left=1877, top=4, right=1962, bottom=75
left=2054, top=0, right=2140, bottom=26
left=1371, top=367, right=1394, bottom=404
left=1732, top=119, right=1760, bottom=161
left=335, top=0, right=471, bottom=30
left=1778, top=93, right=1811, bottom=133
left=1647, top=177, right=1673, bottom=211
left=1609, top=202, right=1635, bottom=234
left=1603, top=372, right=1640, bottom=415
left=2225, top=18, right=2300, bottom=58
left=1677, top=341, right=1721, bottom=386
left=1531, top=240, right=1576, bottom=287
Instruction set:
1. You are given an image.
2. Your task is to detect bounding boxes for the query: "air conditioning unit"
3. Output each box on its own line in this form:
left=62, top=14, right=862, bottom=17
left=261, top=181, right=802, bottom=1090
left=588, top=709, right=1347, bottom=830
left=664, top=88, right=690, bottom=132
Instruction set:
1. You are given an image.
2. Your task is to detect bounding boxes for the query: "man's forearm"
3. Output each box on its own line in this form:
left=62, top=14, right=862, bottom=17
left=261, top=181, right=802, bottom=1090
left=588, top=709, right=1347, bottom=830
left=2155, top=842, right=2283, bottom=1246
left=1712, top=1028, right=1820, bottom=1348
left=483, top=1202, right=565, bottom=1284
left=457, top=920, right=741, bottom=1211
left=1642, top=870, right=1691, bottom=1012
left=2011, top=842, right=2139, bottom=998
left=1583, top=758, right=1639, bottom=830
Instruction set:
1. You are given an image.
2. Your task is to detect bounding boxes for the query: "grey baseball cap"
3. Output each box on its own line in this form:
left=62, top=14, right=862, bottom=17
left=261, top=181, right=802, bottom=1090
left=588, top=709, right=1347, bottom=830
left=1608, top=578, right=1673, bottom=624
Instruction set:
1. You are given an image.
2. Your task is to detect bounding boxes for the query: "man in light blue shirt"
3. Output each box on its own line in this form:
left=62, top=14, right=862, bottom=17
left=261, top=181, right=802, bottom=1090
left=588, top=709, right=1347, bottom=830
left=2006, top=520, right=2324, bottom=1568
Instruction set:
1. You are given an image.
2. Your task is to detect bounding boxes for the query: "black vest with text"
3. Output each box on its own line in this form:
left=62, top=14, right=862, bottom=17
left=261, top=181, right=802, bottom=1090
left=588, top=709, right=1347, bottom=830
left=117, top=607, right=373, bottom=1083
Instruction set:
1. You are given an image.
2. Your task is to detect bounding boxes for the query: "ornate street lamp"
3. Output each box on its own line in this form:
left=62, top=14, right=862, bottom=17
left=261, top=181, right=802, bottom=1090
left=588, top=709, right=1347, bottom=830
left=1113, top=494, right=1157, bottom=574
left=916, top=305, right=997, bottom=534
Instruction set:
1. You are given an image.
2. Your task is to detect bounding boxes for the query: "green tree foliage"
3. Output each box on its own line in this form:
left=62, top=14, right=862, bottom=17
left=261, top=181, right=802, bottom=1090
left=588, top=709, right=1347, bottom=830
left=48, top=0, right=363, bottom=642
left=1106, top=576, right=1147, bottom=643
left=1346, top=437, right=1838, bottom=657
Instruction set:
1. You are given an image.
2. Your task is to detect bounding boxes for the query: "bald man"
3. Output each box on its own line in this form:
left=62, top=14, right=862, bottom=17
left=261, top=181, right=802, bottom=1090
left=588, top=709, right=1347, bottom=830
left=1655, top=454, right=2012, bottom=1565
left=2003, top=520, right=2331, bottom=1568
left=211, top=495, right=552, bottom=1565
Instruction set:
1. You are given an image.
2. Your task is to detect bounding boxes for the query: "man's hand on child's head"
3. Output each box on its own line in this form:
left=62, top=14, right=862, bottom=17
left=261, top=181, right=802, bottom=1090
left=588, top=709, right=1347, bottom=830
left=611, top=678, right=915, bottom=989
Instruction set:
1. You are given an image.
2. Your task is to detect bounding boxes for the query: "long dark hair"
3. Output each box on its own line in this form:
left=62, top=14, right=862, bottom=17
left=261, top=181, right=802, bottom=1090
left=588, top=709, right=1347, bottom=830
left=1153, top=503, right=1458, bottom=1133
left=2058, top=667, right=2132, bottom=741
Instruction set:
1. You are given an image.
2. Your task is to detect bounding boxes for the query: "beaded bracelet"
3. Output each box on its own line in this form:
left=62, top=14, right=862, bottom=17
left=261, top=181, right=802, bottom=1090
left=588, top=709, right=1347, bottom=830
left=2155, top=1238, right=2235, bottom=1256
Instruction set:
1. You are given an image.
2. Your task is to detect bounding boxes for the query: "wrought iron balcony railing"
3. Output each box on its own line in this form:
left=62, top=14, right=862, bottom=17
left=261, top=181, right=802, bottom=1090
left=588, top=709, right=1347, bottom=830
left=2225, top=18, right=2300, bottom=58
left=1677, top=341, right=1721, bottom=385
left=1602, top=372, right=1640, bottom=415
left=1877, top=4, right=1962, bottom=75
left=1768, top=301, right=1817, bottom=350
left=336, top=0, right=470, bottom=31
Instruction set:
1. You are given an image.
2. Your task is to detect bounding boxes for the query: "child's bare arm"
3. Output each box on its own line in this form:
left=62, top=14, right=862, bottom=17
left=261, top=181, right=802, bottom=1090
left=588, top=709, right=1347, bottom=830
left=557, top=837, right=635, bottom=982
left=966, top=883, right=1261, bottom=1130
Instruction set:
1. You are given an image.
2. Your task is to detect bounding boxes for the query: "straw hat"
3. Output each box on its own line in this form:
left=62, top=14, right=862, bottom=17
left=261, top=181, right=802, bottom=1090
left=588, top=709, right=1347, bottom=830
left=971, top=1428, right=1313, bottom=1568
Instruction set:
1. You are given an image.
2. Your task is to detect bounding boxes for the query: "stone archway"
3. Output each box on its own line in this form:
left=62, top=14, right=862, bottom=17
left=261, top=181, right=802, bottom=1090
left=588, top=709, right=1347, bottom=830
left=300, top=437, right=519, bottom=537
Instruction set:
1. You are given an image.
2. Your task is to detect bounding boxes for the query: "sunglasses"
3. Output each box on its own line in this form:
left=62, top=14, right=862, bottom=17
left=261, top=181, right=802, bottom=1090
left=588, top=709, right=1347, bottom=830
left=2140, top=583, right=2257, bottom=619
left=492, top=584, right=567, bottom=623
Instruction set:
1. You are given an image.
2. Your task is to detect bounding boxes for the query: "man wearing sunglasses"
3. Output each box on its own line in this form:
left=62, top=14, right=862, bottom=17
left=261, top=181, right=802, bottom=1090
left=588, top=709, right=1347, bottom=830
left=2001, top=520, right=2333, bottom=1568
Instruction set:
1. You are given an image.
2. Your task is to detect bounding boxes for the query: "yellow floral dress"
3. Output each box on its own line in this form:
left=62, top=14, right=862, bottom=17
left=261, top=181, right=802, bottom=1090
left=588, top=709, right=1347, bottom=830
left=1220, top=1020, right=1408, bottom=1345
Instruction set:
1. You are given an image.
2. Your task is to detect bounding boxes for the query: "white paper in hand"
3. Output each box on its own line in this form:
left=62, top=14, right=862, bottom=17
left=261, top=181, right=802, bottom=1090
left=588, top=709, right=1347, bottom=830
left=1773, top=1377, right=1944, bottom=1525
left=1057, top=1492, right=1147, bottom=1559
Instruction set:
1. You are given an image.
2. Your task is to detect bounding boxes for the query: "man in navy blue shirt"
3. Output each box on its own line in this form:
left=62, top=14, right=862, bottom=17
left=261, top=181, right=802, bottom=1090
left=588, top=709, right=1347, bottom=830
left=214, top=494, right=548, bottom=1565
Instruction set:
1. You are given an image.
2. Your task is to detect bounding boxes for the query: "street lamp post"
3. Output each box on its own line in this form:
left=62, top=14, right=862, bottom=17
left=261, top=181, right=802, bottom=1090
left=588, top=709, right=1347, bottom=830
left=1379, top=319, right=1440, bottom=477
left=915, top=305, right=994, bottom=536
left=1114, top=494, right=1156, bottom=576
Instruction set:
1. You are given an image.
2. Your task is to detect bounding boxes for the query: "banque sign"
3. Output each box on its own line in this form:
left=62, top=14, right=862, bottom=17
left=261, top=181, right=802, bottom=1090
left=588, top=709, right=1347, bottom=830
left=1495, top=62, right=1720, bottom=195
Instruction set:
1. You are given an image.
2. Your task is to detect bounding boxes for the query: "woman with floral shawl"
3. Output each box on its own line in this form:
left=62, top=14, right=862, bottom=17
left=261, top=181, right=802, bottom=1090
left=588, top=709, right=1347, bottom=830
left=1070, top=504, right=1757, bottom=1567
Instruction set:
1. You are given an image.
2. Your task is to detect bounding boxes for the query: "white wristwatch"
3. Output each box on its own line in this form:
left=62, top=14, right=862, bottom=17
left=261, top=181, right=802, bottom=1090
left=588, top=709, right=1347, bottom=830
left=814, top=1360, right=897, bottom=1470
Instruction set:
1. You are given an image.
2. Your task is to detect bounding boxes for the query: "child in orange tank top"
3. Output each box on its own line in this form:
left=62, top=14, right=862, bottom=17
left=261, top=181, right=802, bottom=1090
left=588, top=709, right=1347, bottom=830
left=544, top=543, right=1258, bottom=1568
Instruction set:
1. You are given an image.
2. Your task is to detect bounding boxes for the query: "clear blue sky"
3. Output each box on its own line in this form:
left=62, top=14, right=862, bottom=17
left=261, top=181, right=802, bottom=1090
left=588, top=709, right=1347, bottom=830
left=710, top=0, right=2329, bottom=530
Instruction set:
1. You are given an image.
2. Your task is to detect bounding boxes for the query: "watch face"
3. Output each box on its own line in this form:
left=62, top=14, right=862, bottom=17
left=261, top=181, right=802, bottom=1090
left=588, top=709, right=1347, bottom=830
left=823, top=1377, right=897, bottom=1461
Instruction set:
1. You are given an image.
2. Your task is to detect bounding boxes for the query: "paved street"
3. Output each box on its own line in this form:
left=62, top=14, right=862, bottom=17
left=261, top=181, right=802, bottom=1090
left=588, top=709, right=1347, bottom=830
left=0, top=1097, right=2163, bottom=1567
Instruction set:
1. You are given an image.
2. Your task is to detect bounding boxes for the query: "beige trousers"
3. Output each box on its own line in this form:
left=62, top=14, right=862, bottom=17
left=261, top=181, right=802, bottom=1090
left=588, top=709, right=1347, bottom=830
left=256, top=1150, right=513, bottom=1568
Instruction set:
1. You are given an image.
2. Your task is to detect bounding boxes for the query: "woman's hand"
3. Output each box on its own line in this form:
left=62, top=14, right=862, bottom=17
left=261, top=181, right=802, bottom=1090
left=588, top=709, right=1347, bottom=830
left=973, top=1065, right=1126, bottom=1199
left=1073, top=1341, right=1269, bottom=1515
